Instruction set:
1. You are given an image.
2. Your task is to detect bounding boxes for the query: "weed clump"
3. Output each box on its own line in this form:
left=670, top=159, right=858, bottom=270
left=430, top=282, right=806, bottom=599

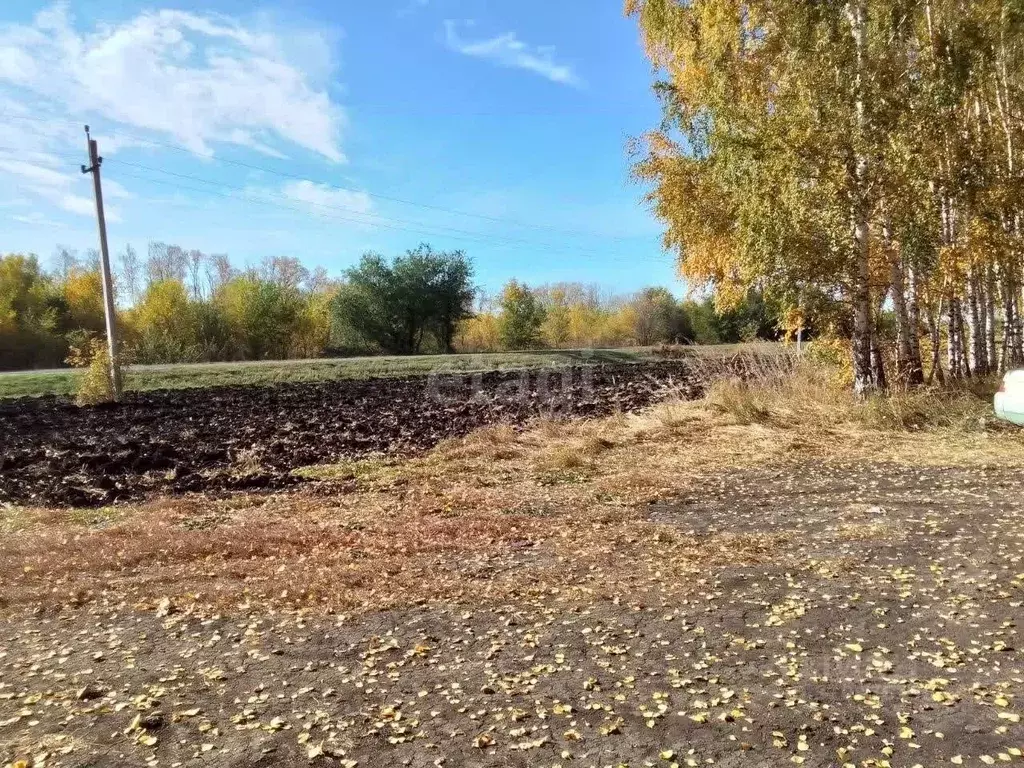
left=66, top=337, right=123, bottom=407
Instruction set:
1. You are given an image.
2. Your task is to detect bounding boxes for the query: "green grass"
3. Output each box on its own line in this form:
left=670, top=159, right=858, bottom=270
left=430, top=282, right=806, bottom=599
left=0, top=505, right=33, bottom=535
left=0, top=344, right=768, bottom=399
left=0, top=348, right=648, bottom=398
left=0, top=371, right=74, bottom=399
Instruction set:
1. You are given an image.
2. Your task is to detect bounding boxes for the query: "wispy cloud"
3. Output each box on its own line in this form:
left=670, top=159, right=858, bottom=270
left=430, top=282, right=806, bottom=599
left=0, top=5, right=344, bottom=162
left=11, top=210, right=64, bottom=229
left=280, top=180, right=373, bottom=217
left=443, top=21, right=581, bottom=87
left=0, top=4, right=347, bottom=224
left=238, top=179, right=375, bottom=229
left=2, top=149, right=123, bottom=222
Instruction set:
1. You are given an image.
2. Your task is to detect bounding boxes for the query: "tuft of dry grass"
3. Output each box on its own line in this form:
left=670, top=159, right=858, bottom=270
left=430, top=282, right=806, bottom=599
left=837, top=521, right=905, bottom=542
left=704, top=353, right=1002, bottom=434
left=858, top=381, right=999, bottom=432
left=431, top=424, right=525, bottom=463
left=534, top=431, right=616, bottom=474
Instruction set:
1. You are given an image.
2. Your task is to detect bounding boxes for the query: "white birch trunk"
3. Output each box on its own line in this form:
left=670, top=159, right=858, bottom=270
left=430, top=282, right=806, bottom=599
left=847, top=0, right=875, bottom=394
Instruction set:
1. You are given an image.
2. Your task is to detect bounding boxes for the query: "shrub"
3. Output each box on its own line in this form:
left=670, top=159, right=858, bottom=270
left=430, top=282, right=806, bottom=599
left=498, top=281, right=545, bottom=350
left=803, top=336, right=853, bottom=387
left=65, top=337, right=124, bottom=406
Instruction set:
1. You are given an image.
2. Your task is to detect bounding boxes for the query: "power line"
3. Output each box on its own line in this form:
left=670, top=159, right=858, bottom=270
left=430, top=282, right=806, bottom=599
left=0, top=139, right=669, bottom=261
left=0, top=112, right=651, bottom=245
left=0, top=178, right=676, bottom=272
left=103, top=168, right=673, bottom=267
left=106, top=158, right=555, bottom=243
left=0, top=154, right=675, bottom=266
left=104, top=157, right=673, bottom=264
left=0, top=114, right=677, bottom=267
left=108, top=129, right=649, bottom=245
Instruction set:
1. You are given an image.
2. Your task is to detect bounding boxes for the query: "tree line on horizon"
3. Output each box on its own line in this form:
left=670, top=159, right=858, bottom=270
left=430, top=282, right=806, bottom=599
left=0, top=243, right=781, bottom=371
left=629, top=0, right=1024, bottom=392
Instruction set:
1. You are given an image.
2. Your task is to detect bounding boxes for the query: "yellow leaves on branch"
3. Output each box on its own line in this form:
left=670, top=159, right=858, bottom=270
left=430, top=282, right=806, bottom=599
left=633, top=131, right=738, bottom=292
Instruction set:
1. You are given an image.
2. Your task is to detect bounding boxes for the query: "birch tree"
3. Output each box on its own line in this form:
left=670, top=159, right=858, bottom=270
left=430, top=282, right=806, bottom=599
left=628, top=0, right=1024, bottom=389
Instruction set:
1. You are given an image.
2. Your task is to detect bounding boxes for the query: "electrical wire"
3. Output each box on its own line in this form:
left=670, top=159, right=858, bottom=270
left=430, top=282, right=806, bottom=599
left=0, top=112, right=654, bottom=245
left=102, top=158, right=673, bottom=264
left=0, top=113, right=677, bottom=266
left=80, top=168, right=673, bottom=267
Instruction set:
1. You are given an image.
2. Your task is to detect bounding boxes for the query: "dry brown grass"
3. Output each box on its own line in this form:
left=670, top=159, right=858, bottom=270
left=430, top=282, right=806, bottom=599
left=0, top=479, right=780, bottom=616
left=703, top=353, right=1003, bottom=434
left=3, top=361, right=1022, bottom=617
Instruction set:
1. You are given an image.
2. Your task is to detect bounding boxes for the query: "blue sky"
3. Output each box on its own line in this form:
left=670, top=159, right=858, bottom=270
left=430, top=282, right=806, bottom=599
left=0, top=0, right=679, bottom=296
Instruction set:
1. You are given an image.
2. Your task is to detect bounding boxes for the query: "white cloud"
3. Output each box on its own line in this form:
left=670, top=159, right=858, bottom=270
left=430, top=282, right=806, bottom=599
left=58, top=193, right=97, bottom=218
left=280, top=180, right=373, bottom=217
left=6, top=160, right=69, bottom=190
left=0, top=4, right=344, bottom=162
left=0, top=149, right=119, bottom=221
left=238, top=179, right=374, bottom=229
left=11, top=211, right=63, bottom=228
left=444, top=21, right=581, bottom=87
left=0, top=109, right=131, bottom=222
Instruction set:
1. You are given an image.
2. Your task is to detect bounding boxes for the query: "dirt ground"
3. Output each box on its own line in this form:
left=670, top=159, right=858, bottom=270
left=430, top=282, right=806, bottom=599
left=1, top=453, right=1021, bottom=767
left=0, top=362, right=704, bottom=507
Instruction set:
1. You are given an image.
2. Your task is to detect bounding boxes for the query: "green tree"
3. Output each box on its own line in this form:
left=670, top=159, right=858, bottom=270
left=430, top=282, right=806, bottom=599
left=217, top=275, right=300, bottom=360
left=427, top=249, right=475, bottom=353
left=333, top=246, right=474, bottom=354
left=289, top=284, right=338, bottom=358
left=679, top=299, right=718, bottom=345
left=128, top=279, right=201, bottom=363
left=0, top=254, right=68, bottom=369
left=714, top=291, right=781, bottom=343
left=631, top=287, right=689, bottom=345
left=498, top=280, right=545, bottom=350
left=191, top=299, right=234, bottom=361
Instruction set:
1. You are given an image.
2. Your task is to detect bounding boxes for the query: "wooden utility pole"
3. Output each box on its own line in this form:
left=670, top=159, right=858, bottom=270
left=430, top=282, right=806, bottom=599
left=81, top=125, right=123, bottom=400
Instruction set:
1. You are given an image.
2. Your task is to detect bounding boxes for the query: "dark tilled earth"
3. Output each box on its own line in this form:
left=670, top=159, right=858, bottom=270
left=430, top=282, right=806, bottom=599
left=1, top=460, right=1020, bottom=767
left=0, top=363, right=700, bottom=507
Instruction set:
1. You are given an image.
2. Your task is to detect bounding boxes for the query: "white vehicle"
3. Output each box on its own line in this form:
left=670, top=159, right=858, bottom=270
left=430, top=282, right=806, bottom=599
left=994, top=370, right=1024, bottom=426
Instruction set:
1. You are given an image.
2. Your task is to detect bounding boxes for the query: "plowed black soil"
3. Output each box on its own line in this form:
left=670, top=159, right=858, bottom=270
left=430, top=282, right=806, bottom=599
left=0, top=362, right=701, bottom=507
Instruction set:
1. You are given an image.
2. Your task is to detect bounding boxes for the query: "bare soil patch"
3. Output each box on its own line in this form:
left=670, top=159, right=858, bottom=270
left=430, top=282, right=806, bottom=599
left=0, top=362, right=702, bottom=507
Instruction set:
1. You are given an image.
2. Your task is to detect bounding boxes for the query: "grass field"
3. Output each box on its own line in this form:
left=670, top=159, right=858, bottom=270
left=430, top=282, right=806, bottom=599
left=0, top=344, right=763, bottom=398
